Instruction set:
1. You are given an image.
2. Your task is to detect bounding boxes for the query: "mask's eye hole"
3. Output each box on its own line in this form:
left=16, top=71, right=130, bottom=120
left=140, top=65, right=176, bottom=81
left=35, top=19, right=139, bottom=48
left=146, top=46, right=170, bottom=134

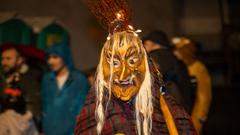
left=128, top=57, right=139, bottom=66
left=112, top=58, right=120, bottom=68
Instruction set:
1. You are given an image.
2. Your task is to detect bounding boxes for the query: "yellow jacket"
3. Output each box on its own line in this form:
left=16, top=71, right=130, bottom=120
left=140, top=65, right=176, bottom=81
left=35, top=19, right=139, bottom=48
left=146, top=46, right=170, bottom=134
left=188, top=61, right=212, bottom=134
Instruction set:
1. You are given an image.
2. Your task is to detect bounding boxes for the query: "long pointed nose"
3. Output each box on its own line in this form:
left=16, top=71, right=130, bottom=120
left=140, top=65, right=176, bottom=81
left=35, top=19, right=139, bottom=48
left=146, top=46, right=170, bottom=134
left=119, top=64, right=126, bottom=81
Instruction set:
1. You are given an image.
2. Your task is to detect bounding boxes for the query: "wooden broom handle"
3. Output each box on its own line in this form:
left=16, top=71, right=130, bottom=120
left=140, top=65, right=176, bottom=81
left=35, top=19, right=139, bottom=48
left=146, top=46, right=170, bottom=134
left=160, top=95, right=179, bottom=135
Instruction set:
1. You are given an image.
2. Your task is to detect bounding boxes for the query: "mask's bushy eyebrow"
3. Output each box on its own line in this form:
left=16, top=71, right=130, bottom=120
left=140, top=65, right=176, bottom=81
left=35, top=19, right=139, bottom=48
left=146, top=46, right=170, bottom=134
left=125, top=47, right=139, bottom=59
left=104, top=47, right=121, bottom=62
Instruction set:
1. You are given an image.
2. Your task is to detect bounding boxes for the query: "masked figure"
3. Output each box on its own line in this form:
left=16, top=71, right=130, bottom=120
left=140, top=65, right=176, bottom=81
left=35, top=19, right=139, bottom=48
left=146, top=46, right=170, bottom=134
left=75, top=0, right=197, bottom=135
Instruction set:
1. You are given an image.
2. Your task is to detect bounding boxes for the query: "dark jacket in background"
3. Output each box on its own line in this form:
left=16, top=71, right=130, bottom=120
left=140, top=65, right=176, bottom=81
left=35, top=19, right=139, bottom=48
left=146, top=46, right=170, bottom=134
left=0, top=67, right=42, bottom=117
left=18, top=68, right=42, bottom=117
left=149, top=49, right=195, bottom=113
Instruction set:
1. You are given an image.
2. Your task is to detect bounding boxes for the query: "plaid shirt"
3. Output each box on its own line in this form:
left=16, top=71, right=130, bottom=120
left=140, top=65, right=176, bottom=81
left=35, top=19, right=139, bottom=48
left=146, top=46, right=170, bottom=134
left=74, top=61, right=197, bottom=135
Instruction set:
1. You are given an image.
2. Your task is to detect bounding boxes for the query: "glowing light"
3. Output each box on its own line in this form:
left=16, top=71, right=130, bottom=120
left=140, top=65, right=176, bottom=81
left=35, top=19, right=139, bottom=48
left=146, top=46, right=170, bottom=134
left=116, top=13, right=121, bottom=19
left=128, top=25, right=134, bottom=30
left=172, top=37, right=180, bottom=44
left=172, top=37, right=190, bottom=45
left=135, top=29, right=142, bottom=33
left=133, top=33, right=138, bottom=37
left=184, top=39, right=190, bottom=44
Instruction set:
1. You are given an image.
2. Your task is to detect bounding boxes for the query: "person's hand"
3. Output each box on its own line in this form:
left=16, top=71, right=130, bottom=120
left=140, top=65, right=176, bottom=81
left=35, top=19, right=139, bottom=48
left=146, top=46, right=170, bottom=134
left=192, top=117, right=203, bottom=134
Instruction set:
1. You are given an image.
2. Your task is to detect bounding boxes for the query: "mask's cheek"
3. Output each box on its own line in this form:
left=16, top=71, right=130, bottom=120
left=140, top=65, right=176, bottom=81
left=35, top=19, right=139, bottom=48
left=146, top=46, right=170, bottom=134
left=102, top=58, right=111, bottom=81
left=112, top=86, right=122, bottom=98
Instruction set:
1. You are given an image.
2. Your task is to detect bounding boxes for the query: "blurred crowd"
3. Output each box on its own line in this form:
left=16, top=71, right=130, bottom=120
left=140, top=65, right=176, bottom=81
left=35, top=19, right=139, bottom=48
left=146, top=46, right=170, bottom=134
left=0, top=29, right=212, bottom=135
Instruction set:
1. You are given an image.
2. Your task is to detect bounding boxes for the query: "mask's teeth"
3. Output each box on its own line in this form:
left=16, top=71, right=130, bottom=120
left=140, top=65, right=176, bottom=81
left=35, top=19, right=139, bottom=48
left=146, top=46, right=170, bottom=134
left=127, top=79, right=131, bottom=85
left=123, top=81, right=129, bottom=85
left=129, top=74, right=135, bottom=84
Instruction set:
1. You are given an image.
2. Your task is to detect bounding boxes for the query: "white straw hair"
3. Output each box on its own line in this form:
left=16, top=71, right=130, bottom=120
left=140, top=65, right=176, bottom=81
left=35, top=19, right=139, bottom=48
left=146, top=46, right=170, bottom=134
left=135, top=49, right=153, bottom=135
left=95, top=48, right=105, bottom=135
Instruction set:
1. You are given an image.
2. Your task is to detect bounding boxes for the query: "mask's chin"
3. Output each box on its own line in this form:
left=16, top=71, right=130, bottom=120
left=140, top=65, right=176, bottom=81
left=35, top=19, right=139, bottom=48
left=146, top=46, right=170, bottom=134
left=111, top=79, right=138, bottom=102
left=119, top=94, right=134, bottom=102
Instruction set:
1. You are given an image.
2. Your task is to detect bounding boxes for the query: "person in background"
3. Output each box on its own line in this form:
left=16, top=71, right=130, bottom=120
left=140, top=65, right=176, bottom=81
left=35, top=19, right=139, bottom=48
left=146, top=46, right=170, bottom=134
left=143, top=30, right=195, bottom=113
left=0, top=44, right=43, bottom=132
left=41, top=43, right=89, bottom=135
left=172, top=37, right=212, bottom=134
left=0, top=71, right=38, bottom=135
